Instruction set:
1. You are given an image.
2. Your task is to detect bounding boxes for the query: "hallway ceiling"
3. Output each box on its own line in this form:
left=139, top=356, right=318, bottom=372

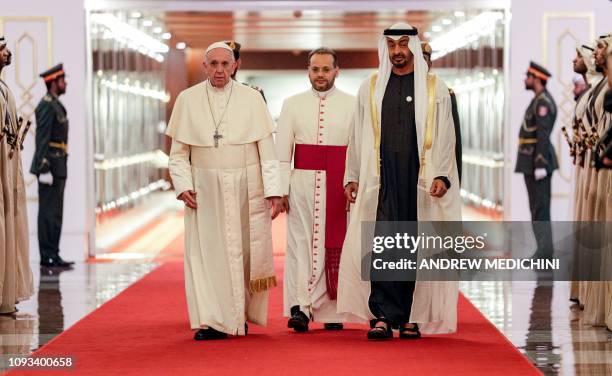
left=163, top=10, right=433, bottom=51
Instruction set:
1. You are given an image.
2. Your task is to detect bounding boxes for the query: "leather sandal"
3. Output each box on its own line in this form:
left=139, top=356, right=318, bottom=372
left=399, top=323, right=421, bottom=339
left=367, top=319, right=392, bottom=340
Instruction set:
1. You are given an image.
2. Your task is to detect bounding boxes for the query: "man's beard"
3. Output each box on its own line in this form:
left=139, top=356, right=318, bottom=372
left=312, top=78, right=334, bottom=92
left=391, top=54, right=407, bottom=68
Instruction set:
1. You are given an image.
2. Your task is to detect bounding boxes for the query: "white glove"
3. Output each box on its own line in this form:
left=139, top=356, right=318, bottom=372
left=38, top=172, right=53, bottom=185
left=534, top=168, right=547, bottom=181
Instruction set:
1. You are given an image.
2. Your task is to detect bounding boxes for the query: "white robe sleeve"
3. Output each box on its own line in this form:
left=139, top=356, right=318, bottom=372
left=344, top=94, right=364, bottom=187
left=168, top=139, right=194, bottom=197
left=275, top=100, right=294, bottom=196
left=432, top=94, right=455, bottom=180
left=258, top=134, right=282, bottom=198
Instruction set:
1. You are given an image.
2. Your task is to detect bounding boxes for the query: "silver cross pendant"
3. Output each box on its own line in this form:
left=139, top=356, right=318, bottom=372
left=213, top=130, right=223, bottom=148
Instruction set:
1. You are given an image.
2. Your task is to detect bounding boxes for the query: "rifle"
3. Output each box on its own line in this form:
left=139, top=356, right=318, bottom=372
left=7, top=117, right=20, bottom=159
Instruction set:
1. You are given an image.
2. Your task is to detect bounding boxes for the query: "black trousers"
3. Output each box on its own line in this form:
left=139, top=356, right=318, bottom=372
left=369, top=280, right=415, bottom=327
left=523, top=174, right=553, bottom=257
left=38, top=178, right=66, bottom=261
left=369, top=222, right=417, bottom=328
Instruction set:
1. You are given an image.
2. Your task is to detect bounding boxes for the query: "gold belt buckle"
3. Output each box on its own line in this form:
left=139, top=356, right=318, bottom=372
left=519, top=138, right=537, bottom=145
left=49, top=142, right=68, bottom=152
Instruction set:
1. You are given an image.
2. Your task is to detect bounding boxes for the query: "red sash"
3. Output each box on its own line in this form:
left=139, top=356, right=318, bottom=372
left=294, top=144, right=347, bottom=299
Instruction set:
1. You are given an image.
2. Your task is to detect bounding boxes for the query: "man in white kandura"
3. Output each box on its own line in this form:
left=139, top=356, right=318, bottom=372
left=166, top=41, right=284, bottom=341
left=276, top=48, right=355, bottom=332
left=337, top=23, right=461, bottom=340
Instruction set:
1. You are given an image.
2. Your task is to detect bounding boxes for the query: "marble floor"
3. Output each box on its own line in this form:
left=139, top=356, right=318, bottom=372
left=1, top=209, right=611, bottom=374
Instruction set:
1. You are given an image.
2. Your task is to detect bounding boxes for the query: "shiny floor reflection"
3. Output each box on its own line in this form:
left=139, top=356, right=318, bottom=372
left=0, top=261, right=156, bottom=372
left=461, top=280, right=612, bottom=375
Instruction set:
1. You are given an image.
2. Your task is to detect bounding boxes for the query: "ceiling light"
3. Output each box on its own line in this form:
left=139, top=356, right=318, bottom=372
left=130, top=12, right=142, bottom=19
left=432, top=25, right=442, bottom=32
left=161, top=32, right=171, bottom=40
left=91, top=13, right=169, bottom=54
left=430, top=11, right=504, bottom=60
left=176, top=42, right=186, bottom=50
left=153, top=26, right=162, bottom=34
left=442, top=19, right=452, bottom=25
left=142, top=19, right=153, bottom=27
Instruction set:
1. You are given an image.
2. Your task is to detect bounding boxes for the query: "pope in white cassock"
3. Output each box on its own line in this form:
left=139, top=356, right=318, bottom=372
left=337, top=23, right=462, bottom=340
left=276, top=48, right=355, bottom=332
left=166, top=42, right=284, bottom=341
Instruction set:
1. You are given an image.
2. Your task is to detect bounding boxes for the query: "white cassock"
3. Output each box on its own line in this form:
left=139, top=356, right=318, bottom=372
left=337, top=25, right=461, bottom=334
left=167, top=79, right=281, bottom=335
left=276, top=87, right=355, bottom=322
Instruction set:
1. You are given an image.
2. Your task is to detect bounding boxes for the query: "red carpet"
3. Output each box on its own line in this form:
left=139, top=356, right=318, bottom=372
left=6, top=213, right=540, bottom=375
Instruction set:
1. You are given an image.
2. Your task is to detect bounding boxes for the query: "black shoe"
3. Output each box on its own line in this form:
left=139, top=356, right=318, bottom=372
left=324, top=323, right=343, bottom=330
left=194, top=327, right=228, bottom=340
left=55, top=256, right=75, bottom=266
left=287, top=305, right=309, bottom=332
left=245, top=323, right=248, bottom=336
left=367, top=319, right=392, bottom=340
left=529, top=252, right=553, bottom=261
left=399, top=323, right=421, bottom=339
left=40, top=257, right=72, bottom=268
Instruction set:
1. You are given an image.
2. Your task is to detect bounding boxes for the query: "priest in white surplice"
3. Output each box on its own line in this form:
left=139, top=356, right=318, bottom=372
left=167, top=42, right=284, bottom=340
left=276, top=48, right=355, bottom=332
left=337, top=23, right=461, bottom=339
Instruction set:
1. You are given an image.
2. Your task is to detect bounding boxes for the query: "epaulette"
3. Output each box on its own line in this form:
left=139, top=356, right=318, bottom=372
left=43, top=94, right=53, bottom=102
left=537, top=93, right=553, bottom=106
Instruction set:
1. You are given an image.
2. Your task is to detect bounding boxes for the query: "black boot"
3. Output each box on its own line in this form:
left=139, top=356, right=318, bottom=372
left=194, top=327, right=228, bottom=340
left=287, top=305, right=309, bottom=332
left=324, top=323, right=344, bottom=330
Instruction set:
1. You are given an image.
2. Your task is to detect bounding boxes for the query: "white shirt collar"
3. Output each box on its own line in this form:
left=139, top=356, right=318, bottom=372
left=311, top=86, right=336, bottom=99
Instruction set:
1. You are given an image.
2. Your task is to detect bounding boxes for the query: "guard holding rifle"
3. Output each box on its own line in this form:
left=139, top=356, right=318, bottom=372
left=30, top=63, right=74, bottom=268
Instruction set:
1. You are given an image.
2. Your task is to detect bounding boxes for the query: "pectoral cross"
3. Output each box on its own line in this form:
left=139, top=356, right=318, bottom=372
left=213, top=129, right=223, bottom=148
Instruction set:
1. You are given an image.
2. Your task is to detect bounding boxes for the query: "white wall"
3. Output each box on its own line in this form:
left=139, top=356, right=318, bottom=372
left=506, top=1, right=611, bottom=220
left=1, top=0, right=92, bottom=261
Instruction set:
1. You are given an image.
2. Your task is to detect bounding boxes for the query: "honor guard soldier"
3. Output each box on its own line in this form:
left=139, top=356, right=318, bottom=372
left=30, top=63, right=74, bottom=268
left=515, top=61, right=558, bottom=259
left=224, top=40, right=267, bottom=102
